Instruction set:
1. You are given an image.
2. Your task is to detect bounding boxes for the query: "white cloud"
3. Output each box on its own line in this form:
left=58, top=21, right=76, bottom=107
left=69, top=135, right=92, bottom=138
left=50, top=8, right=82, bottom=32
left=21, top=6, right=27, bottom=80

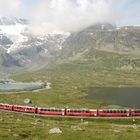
left=1, top=0, right=138, bottom=35
left=28, top=0, right=118, bottom=35
left=0, top=0, right=21, bottom=17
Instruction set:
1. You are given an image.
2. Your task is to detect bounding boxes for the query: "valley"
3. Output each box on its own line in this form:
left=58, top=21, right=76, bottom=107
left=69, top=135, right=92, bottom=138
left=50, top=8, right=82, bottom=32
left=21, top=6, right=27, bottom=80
left=0, top=18, right=140, bottom=140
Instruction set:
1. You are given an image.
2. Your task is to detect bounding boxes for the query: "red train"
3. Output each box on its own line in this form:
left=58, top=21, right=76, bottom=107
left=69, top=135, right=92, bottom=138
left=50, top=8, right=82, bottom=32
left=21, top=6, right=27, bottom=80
left=0, top=103, right=140, bottom=117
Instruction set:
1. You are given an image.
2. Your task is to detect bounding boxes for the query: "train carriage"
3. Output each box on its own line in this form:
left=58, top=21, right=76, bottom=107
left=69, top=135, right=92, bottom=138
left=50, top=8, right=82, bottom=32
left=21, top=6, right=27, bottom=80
left=130, top=109, right=140, bottom=116
left=13, top=105, right=37, bottom=113
left=37, top=107, right=65, bottom=115
left=66, top=109, right=97, bottom=117
left=0, top=103, right=13, bottom=111
left=2, top=102, right=140, bottom=118
left=98, top=109, right=130, bottom=117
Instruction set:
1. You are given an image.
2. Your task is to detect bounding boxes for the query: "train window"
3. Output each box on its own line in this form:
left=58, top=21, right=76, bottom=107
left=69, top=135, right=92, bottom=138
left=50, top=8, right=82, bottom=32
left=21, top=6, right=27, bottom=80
left=105, top=110, right=108, bottom=113
left=40, top=109, right=48, bottom=111
left=134, top=110, right=140, bottom=113
left=73, top=110, right=79, bottom=113
left=113, top=110, right=115, bottom=113
left=116, top=110, right=119, bottom=113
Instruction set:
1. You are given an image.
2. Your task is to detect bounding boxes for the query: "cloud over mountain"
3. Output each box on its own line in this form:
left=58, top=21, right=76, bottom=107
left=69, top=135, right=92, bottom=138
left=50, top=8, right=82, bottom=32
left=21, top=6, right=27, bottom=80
left=28, top=0, right=117, bottom=35
left=0, top=0, right=139, bottom=35
left=0, top=0, right=21, bottom=17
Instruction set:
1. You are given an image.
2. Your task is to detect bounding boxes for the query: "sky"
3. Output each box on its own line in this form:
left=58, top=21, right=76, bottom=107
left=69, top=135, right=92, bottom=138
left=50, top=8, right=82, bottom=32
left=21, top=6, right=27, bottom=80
left=0, top=0, right=139, bottom=34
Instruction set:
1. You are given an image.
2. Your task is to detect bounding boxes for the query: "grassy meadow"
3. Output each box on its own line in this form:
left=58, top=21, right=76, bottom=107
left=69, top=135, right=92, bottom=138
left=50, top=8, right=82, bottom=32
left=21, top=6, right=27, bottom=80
left=0, top=49, right=140, bottom=139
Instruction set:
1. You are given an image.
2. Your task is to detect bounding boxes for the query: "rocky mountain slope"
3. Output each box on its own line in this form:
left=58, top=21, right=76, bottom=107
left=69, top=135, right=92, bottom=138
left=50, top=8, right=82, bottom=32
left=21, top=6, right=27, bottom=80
left=61, top=24, right=140, bottom=58
left=0, top=18, right=140, bottom=74
left=0, top=17, right=70, bottom=71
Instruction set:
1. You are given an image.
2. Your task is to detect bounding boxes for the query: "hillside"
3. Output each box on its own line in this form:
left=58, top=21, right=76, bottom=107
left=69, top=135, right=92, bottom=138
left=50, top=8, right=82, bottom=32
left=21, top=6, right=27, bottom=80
left=0, top=23, right=140, bottom=74
left=61, top=24, right=140, bottom=59
left=0, top=24, right=140, bottom=140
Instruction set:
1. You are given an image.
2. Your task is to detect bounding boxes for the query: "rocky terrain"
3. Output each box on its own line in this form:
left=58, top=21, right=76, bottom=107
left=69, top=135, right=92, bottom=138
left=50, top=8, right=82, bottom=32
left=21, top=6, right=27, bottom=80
left=0, top=17, right=140, bottom=74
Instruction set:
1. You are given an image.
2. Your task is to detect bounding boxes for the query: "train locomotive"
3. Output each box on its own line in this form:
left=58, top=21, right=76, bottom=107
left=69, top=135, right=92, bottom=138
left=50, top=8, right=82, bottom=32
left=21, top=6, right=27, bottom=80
left=0, top=103, right=140, bottom=117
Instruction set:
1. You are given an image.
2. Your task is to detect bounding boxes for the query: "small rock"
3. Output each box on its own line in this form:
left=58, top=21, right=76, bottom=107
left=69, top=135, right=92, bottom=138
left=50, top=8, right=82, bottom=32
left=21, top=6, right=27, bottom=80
left=80, top=118, right=84, bottom=122
left=49, top=128, right=62, bottom=134
left=8, top=129, right=11, bottom=132
left=71, top=126, right=83, bottom=131
left=0, top=118, right=4, bottom=121
left=132, top=124, right=137, bottom=129
left=13, top=134, right=19, bottom=137
left=16, top=119, right=21, bottom=122
left=114, top=130, right=121, bottom=133
left=82, top=121, right=89, bottom=125
left=36, top=119, right=42, bottom=123
left=133, top=119, right=136, bottom=122
left=24, top=99, right=32, bottom=104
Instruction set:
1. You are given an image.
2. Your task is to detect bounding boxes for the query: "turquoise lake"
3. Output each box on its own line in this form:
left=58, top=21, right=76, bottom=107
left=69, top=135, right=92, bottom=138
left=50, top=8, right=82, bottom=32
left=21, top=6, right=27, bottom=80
left=0, top=82, right=43, bottom=90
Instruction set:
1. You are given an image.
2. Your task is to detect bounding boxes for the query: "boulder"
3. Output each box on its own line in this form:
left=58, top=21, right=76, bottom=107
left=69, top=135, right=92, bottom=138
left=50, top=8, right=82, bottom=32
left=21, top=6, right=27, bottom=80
left=49, top=128, right=62, bottom=134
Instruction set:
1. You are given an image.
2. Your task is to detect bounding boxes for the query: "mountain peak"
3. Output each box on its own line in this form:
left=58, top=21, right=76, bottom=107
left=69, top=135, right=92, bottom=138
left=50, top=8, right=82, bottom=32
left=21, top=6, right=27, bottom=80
left=0, top=17, right=28, bottom=25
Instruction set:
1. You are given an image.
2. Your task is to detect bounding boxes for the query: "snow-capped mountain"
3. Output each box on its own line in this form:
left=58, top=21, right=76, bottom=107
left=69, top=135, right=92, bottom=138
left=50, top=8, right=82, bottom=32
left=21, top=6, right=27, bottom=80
left=0, top=17, right=28, bottom=25
left=0, top=17, right=70, bottom=68
left=0, top=17, right=28, bottom=53
left=1, top=17, right=140, bottom=72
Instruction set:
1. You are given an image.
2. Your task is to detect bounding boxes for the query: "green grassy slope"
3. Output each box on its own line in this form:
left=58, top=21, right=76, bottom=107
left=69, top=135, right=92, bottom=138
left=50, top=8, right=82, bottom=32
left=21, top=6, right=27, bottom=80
left=0, top=49, right=139, bottom=108
left=0, top=49, right=140, bottom=139
left=1, top=110, right=140, bottom=140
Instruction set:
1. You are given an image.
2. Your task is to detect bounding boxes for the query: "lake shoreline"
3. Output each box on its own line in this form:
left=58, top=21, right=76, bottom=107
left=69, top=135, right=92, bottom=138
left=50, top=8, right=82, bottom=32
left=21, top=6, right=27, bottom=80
left=0, top=81, right=49, bottom=92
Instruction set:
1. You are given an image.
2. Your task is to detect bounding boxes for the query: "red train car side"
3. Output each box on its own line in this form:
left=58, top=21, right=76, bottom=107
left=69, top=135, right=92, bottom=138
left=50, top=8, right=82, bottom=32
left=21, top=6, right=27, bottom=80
left=37, top=108, right=65, bottom=116
left=0, top=103, right=13, bottom=111
left=98, top=109, right=130, bottom=117
left=66, top=109, right=97, bottom=117
left=13, top=105, right=37, bottom=113
left=1, top=102, right=140, bottom=118
left=130, top=109, right=140, bottom=116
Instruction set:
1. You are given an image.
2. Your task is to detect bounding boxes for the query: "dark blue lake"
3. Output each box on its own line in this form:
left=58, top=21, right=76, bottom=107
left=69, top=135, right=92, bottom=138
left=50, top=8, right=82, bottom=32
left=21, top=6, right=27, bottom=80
left=86, top=87, right=140, bottom=108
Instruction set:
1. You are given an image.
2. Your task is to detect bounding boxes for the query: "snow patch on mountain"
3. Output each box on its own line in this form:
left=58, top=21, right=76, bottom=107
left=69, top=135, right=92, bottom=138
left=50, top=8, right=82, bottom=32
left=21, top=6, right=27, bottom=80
left=7, top=34, right=28, bottom=53
left=0, top=25, right=28, bottom=53
left=0, top=17, right=72, bottom=68
left=0, top=24, right=26, bottom=35
left=0, top=17, right=28, bottom=25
